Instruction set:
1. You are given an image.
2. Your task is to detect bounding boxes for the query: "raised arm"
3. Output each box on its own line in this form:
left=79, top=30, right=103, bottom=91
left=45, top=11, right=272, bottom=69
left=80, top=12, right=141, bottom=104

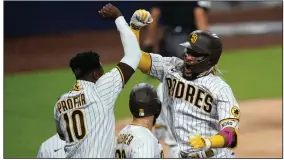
left=95, top=4, right=146, bottom=108
left=129, top=10, right=181, bottom=81
left=99, top=4, right=141, bottom=85
left=194, top=1, right=211, bottom=30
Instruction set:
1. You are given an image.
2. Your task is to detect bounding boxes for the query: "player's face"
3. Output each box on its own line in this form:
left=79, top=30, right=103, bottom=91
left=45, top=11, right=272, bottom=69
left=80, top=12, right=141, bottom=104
left=183, top=48, right=205, bottom=76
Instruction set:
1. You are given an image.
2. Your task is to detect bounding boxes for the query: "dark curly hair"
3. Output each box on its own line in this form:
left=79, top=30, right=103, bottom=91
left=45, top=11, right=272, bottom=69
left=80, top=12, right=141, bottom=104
left=69, top=51, right=101, bottom=79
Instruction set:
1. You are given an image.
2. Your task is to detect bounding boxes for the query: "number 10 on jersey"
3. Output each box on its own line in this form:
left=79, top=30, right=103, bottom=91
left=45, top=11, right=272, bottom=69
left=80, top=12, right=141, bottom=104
left=63, top=110, right=87, bottom=142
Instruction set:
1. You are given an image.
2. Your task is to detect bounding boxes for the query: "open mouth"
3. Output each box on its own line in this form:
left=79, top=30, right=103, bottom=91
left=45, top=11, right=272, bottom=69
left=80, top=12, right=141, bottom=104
left=184, top=64, right=192, bottom=75
left=185, top=64, right=191, bottom=70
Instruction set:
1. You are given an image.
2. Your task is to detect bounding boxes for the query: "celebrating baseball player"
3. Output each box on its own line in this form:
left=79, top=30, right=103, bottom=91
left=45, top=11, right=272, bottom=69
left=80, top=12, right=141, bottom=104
left=115, top=83, right=163, bottom=158
left=53, top=4, right=152, bottom=158
left=37, top=134, right=66, bottom=158
left=130, top=9, right=240, bottom=158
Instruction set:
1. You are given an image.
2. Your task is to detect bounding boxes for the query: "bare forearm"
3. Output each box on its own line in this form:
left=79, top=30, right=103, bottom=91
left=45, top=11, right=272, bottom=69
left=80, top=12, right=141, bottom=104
left=144, top=8, right=160, bottom=42
left=194, top=8, right=209, bottom=30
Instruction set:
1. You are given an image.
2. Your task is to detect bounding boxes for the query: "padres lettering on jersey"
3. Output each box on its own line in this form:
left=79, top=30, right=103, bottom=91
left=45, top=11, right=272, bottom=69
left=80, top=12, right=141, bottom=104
left=116, top=125, right=163, bottom=158
left=147, top=53, right=239, bottom=158
left=166, top=77, right=213, bottom=113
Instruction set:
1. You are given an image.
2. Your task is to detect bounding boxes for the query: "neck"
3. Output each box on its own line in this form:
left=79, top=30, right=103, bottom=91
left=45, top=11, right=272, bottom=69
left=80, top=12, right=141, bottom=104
left=131, top=117, right=153, bottom=130
left=77, top=76, right=95, bottom=83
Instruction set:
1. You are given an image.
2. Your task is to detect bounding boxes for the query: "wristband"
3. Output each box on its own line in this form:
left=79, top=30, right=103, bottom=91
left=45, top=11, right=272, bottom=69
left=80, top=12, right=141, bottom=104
left=220, top=128, right=233, bottom=146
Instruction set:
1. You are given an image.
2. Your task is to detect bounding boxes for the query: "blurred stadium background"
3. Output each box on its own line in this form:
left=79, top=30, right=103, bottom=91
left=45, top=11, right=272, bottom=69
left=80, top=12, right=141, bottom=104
left=4, top=1, right=283, bottom=158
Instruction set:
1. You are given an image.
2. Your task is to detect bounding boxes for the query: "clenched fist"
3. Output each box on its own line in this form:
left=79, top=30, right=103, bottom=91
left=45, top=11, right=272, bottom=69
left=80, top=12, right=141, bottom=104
left=98, top=3, right=122, bottom=20
left=189, top=135, right=211, bottom=149
left=130, top=9, right=153, bottom=30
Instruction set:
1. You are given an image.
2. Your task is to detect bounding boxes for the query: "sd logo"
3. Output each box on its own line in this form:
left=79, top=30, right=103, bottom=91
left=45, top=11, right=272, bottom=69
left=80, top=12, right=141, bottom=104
left=190, top=33, right=198, bottom=43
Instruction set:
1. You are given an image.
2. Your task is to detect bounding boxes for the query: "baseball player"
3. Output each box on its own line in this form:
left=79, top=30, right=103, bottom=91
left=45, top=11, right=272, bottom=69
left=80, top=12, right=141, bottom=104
left=53, top=4, right=151, bottom=158
left=154, top=82, right=180, bottom=158
left=37, top=134, right=66, bottom=158
left=130, top=10, right=240, bottom=158
left=115, top=83, right=163, bottom=158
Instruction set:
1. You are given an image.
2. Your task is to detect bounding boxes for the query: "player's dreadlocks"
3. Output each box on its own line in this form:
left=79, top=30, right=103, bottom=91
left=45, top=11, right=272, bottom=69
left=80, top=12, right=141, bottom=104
left=69, top=51, right=101, bottom=79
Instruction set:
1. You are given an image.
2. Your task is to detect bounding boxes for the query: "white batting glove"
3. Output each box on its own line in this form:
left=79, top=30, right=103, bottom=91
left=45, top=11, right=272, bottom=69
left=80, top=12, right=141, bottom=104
left=130, top=9, right=153, bottom=30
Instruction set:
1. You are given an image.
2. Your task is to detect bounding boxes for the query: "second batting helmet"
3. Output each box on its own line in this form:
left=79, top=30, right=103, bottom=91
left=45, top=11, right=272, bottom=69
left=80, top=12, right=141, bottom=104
left=129, top=83, right=161, bottom=119
left=179, top=30, right=222, bottom=75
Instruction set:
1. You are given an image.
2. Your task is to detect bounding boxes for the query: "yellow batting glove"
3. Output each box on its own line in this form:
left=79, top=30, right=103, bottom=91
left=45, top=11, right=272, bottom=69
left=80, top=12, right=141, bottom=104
left=189, top=135, right=211, bottom=149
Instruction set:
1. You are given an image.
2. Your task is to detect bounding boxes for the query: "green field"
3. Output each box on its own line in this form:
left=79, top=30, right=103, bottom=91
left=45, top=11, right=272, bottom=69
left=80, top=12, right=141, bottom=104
left=4, top=45, right=282, bottom=158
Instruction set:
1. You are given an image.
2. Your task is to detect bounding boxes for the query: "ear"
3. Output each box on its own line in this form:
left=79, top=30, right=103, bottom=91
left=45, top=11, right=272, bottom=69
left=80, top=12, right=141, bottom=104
left=93, top=71, right=100, bottom=81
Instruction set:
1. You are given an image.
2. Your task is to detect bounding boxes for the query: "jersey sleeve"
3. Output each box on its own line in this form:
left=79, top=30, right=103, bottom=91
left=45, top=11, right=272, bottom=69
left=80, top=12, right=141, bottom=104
left=95, top=63, right=134, bottom=108
left=216, top=86, right=240, bottom=130
left=156, top=83, right=163, bottom=102
left=154, top=118, right=167, bottom=140
left=131, top=138, right=157, bottom=158
left=37, top=144, right=49, bottom=158
left=149, top=53, right=183, bottom=81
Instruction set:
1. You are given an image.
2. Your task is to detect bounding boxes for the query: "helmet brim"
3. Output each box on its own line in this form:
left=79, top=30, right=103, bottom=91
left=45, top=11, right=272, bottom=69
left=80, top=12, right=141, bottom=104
left=179, top=41, right=192, bottom=49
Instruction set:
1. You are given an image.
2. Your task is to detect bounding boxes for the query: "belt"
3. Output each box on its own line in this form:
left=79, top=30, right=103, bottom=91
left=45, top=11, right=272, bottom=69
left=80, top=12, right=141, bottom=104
left=180, top=149, right=214, bottom=158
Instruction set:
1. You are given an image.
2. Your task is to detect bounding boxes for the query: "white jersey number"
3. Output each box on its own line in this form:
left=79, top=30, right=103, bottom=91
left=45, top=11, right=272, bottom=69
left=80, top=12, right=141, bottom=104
left=63, top=110, right=87, bottom=142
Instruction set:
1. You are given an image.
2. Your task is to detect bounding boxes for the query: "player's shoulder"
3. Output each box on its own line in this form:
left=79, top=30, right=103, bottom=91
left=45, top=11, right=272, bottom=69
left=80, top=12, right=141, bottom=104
left=149, top=53, right=184, bottom=70
left=97, top=67, right=119, bottom=83
left=57, top=90, right=79, bottom=100
left=133, top=126, right=159, bottom=144
left=120, top=125, right=158, bottom=143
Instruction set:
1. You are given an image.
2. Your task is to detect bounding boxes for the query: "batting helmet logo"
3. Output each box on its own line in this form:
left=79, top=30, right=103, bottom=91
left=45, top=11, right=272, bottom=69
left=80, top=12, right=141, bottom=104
left=139, top=109, right=145, bottom=116
left=190, top=33, right=198, bottom=43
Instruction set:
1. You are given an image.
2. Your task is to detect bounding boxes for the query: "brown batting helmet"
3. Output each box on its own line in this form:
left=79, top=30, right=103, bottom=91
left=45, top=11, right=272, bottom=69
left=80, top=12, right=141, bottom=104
left=129, top=83, right=161, bottom=119
left=179, top=30, right=223, bottom=75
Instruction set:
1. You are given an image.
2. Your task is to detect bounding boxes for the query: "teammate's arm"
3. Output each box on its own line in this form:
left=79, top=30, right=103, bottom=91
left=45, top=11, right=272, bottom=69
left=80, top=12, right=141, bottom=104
left=130, top=10, right=181, bottom=81
left=37, top=144, right=46, bottom=158
left=194, top=1, right=211, bottom=30
left=98, top=4, right=141, bottom=85
left=54, top=107, right=65, bottom=141
left=55, top=120, right=65, bottom=141
left=140, top=6, right=161, bottom=53
left=96, top=4, right=142, bottom=107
